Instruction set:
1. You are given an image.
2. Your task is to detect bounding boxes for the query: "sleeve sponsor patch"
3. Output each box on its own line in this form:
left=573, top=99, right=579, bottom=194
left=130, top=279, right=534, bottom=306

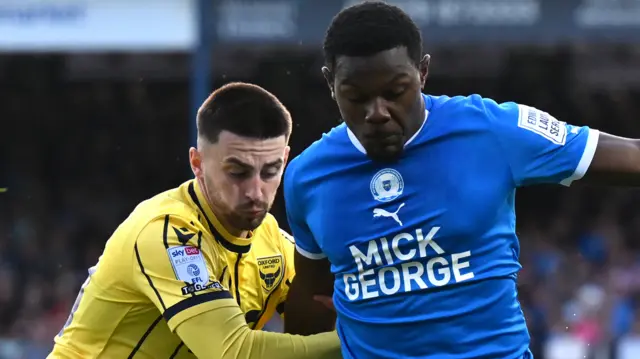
left=180, top=281, right=224, bottom=295
left=167, top=246, right=209, bottom=285
left=517, top=104, right=567, bottom=145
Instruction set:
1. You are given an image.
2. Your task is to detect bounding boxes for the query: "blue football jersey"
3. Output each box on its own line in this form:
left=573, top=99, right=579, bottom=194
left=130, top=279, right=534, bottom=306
left=284, top=94, right=600, bottom=359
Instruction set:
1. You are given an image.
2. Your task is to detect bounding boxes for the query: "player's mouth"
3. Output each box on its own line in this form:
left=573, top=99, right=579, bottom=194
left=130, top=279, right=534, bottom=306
left=243, top=208, right=266, bottom=217
left=365, top=133, right=403, bottom=145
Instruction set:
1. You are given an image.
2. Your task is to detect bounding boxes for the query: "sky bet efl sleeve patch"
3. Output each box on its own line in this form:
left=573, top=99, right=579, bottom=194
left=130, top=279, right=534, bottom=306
left=517, top=104, right=567, bottom=145
left=167, top=246, right=210, bottom=286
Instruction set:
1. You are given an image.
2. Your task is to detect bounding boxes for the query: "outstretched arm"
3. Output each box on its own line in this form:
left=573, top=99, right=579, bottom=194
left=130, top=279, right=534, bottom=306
left=177, top=299, right=341, bottom=359
left=134, top=216, right=341, bottom=359
left=284, top=251, right=336, bottom=335
left=582, top=133, right=640, bottom=185
left=480, top=98, right=640, bottom=188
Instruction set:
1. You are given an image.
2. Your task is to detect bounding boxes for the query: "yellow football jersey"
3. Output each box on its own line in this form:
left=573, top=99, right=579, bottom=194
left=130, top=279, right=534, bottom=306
left=49, top=179, right=295, bottom=359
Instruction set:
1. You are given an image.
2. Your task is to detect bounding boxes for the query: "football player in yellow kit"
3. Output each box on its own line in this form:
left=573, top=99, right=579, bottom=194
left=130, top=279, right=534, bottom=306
left=48, top=82, right=341, bottom=359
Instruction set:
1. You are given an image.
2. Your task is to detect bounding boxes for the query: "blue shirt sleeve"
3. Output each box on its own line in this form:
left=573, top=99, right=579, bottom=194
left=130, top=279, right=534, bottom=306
left=483, top=98, right=600, bottom=187
left=283, top=159, right=326, bottom=260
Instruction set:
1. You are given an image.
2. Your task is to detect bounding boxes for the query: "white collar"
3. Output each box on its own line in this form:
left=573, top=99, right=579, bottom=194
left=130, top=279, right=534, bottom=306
left=346, top=109, right=429, bottom=155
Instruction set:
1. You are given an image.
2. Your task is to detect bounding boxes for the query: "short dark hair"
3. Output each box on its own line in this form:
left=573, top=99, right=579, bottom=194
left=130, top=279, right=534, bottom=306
left=197, top=82, right=292, bottom=144
left=323, top=1, right=423, bottom=70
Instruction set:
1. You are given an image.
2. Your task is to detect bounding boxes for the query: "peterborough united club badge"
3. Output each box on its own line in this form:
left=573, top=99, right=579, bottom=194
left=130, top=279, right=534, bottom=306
left=370, top=168, right=404, bottom=202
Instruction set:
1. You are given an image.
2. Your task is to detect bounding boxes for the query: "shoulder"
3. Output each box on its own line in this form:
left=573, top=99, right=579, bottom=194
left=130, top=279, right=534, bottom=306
left=428, top=94, right=517, bottom=119
left=143, top=182, right=202, bottom=221
left=435, top=95, right=560, bottom=140
left=285, top=124, right=357, bottom=201
left=423, top=94, right=521, bottom=137
left=130, top=212, right=212, bottom=284
left=287, top=123, right=350, bottom=174
left=124, top=186, right=208, bottom=251
left=99, top=187, right=211, bottom=284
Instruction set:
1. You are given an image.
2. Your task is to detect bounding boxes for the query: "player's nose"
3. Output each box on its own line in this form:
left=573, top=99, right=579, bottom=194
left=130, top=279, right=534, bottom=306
left=365, top=97, right=392, bottom=124
left=243, top=175, right=264, bottom=201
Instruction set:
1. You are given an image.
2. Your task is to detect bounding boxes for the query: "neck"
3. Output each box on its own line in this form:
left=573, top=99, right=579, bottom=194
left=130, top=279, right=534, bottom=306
left=217, top=218, right=249, bottom=239
left=405, top=96, right=427, bottom=143
left=196, top=177, right=249, bottom=238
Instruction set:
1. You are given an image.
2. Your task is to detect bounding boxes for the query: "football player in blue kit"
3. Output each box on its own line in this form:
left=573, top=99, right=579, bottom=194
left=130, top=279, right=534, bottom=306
left=282, top=2, right=640, bottom=359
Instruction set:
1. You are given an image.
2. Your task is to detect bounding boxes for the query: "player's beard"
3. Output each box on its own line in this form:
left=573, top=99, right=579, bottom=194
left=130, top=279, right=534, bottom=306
left=212, top=195, right=270, bottom=234
left=228, top=204, right=269, bottom=232
left=198, top=176, right=270, bottom=235
left=365, top=142, right=404, bottom=162
left=359, top=127, right=406, bottom=163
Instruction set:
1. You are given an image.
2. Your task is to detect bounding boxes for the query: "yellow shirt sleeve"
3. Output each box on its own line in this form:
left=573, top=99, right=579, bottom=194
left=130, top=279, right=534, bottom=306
left=277, top=229, right=296, bottom=317
left=176, top=298, right=342, bottom=359
left=132, top=214, right=230, bottom=331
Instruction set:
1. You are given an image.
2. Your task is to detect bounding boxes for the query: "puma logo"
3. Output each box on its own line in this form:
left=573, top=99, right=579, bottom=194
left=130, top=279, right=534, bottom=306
left=373, top=203, right=405, bottom=226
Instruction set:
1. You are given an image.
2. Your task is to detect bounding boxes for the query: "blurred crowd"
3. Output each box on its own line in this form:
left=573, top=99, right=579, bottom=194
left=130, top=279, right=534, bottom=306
left=2, top=49, right=640, bottom=358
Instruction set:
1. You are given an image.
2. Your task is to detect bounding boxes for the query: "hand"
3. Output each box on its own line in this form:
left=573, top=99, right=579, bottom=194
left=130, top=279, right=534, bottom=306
left=313, top=295, right=335, bottom=311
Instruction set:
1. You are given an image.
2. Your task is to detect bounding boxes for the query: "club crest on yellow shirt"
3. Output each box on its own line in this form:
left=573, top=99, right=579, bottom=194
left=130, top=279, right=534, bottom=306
left=257, top=254, right=283, bottom=293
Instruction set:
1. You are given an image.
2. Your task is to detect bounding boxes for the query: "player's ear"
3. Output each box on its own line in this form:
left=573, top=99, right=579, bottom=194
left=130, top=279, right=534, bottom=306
left=189, top=147, right=203, bottom=179
left=321, top=66, right=335, bottom=101
left=283, top=145, right=290, bottom=165
left=419, top=54, right=430, bottom=89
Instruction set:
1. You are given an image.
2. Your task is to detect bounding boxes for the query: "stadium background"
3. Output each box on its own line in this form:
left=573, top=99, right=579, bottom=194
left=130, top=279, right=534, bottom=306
left=2, top=0, right=640, bottom=358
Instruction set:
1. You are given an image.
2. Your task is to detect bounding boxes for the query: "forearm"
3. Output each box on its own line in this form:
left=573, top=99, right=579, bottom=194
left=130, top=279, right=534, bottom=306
left=284, top=279, right=337, bottom=335
left=239, top=327, right=340, bottom=359
left=177, top=299, right=341, bottom=359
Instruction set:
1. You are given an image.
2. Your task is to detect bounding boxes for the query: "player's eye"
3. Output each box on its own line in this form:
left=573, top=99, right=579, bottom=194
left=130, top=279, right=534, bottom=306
left=384, top=87, right=406, bottom=100
left=343, top=96, right=368, bottom=105
left=227, top=168, right=250, bottom=179
left=260, top=166, right=281, bottom=180
left=341, top=89, right=369, bottom=104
